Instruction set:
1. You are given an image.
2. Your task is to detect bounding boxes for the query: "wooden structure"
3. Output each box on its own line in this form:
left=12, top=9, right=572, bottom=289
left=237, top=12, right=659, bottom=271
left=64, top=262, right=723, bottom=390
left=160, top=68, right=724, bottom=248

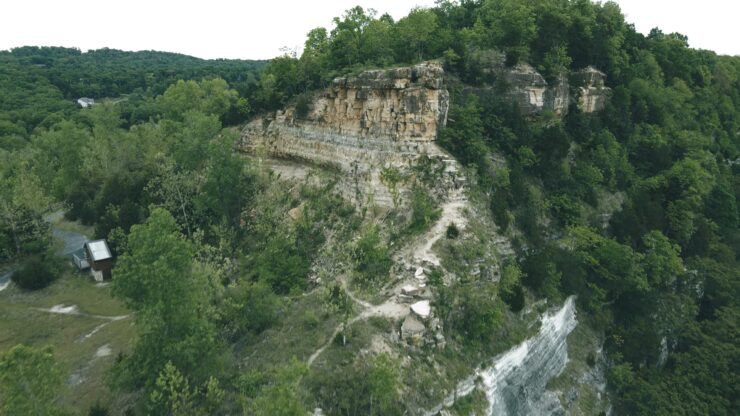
left=72, top=249, right=90, bottom=270
left=84, top=239, right=113, bottom=282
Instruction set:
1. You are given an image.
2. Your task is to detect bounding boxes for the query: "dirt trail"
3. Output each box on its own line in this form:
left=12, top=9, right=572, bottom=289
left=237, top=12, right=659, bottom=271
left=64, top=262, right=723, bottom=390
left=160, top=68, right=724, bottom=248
left=308, top=155, right=470, bottom=367
left=308, top=276, right=409, bottom=366
left=37, top=304, right=129, bottom=321
left=402, top=185, right=468, bottom=268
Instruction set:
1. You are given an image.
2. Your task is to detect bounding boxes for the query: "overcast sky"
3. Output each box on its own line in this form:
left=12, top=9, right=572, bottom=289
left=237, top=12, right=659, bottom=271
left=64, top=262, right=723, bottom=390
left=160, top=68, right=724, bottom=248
left=1, top=0, right=737, bottom=60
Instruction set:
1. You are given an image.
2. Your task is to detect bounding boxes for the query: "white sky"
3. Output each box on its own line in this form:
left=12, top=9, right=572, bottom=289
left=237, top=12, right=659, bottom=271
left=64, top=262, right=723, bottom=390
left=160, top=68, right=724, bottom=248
left=0, top=0, right=737, bottom=60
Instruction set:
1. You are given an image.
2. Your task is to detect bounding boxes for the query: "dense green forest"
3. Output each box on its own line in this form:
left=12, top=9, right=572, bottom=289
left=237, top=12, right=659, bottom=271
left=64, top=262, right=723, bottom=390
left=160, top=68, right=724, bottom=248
left=1, top=0, right=738, bottom=415
left=0, top=46, right=264, bottom=142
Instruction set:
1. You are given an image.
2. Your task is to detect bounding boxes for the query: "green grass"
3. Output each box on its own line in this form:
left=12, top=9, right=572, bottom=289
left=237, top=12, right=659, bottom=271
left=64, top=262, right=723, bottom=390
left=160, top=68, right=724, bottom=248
left=449, top=388, right=488, bottom=415
left=0, top=271, right=134, bottom=412
left=53, top=217, right=96, bottom=237
left=237, top=291, right=340, bottom=371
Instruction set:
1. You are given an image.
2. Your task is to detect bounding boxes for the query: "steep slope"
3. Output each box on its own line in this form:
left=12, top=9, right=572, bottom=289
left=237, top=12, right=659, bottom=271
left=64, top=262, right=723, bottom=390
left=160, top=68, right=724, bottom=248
left=239, top=62, right=459, bottom=207
left=238, top=61, right=611, bottom=415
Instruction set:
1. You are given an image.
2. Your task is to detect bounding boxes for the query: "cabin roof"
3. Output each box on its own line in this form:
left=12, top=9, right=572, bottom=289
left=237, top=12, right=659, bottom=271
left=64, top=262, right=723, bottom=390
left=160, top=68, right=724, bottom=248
left=86, top=239, right=112, bottom=261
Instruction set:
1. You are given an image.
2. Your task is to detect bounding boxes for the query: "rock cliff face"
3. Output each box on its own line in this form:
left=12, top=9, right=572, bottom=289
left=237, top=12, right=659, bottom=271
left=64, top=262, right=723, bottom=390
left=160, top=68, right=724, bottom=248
left=427, top=297, right=579, bottom=416
left=572, top=66, right=610, bottom=113
left=239, top=62, right=457, bottom=207
left=503, top=63, right=610, bottom=116
left=239, top=61, right=608, bottom=206
left=504, top=63, right=570, bottom=116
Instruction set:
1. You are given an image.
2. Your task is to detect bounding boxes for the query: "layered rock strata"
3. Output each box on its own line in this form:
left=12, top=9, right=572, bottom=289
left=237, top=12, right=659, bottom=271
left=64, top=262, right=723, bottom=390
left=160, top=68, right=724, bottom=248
left=572, top=66, right=610, bottom=113
left=503, top=63, right=610, bottom=116
left=504, top=63, right=570, bottom=116
left=239, top=62, right=456, bottom=207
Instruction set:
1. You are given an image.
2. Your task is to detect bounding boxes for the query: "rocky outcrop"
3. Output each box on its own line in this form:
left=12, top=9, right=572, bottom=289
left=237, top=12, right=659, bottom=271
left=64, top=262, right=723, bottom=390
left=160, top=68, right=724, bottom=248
left=427, top=297, right=579, bottom=416
left=239, top=61, right=608, bottom=205
left=572, top=66, right=609, bottom=113
left=504, top=63, right=570, bottom=116
left=501, top=63, right=609, bottom=116
left=239, top=62, right=457, bottom=207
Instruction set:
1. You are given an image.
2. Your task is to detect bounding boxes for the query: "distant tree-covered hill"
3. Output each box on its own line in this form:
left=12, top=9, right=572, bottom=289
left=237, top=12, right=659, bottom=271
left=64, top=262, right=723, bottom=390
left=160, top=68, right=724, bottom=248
left=0, top=46, right=266, bottom=136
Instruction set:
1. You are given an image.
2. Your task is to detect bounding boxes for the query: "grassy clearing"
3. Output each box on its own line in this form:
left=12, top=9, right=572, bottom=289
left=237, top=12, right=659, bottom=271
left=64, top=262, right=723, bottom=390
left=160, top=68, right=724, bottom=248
left=237, top=291, right=340, bottom=371
left=53, top=216, right=96, bottom=237
left=0, top=271, right=133, bottom=412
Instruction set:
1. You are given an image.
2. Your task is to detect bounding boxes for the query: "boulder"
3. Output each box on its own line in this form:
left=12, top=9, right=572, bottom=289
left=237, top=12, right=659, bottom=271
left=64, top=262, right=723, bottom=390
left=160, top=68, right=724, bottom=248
left=401, top=284, right=421, bottom=296
left=401, top=315, right=426, bottom=340
left=411, top=300, right=431, bottom=319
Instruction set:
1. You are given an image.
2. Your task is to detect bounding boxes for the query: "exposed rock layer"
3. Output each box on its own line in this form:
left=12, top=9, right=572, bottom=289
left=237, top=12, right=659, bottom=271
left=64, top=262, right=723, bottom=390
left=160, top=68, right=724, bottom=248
left=503, top=63, right=610, bottom=116
left=239, top=62, right=456, bottom=207
left=238, top=62, right=608, bottom=206
left=427, top=296, right=578, bottom=416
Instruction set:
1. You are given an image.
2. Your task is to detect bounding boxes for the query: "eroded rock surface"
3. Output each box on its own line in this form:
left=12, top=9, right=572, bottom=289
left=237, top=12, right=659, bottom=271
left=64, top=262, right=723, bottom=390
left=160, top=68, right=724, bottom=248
left=503, top=63, right=610, bottom=116
left=572, top=66, right=610, bottom=113
left=239, top=62, right=456, bottom=207
left=504, top=63, right=570, bottom=116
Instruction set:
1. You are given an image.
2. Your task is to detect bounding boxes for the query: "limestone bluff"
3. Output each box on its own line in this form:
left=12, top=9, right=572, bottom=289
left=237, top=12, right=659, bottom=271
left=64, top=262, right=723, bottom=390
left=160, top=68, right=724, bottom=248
left=239, top=62, right=455, bottom=207
left=238, top=61, right=608, bottom=207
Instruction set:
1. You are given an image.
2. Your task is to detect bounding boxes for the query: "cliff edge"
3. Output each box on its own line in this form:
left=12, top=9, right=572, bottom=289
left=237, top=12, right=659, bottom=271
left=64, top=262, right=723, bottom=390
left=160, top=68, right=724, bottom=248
left=239, top=62, right=458, bottom=207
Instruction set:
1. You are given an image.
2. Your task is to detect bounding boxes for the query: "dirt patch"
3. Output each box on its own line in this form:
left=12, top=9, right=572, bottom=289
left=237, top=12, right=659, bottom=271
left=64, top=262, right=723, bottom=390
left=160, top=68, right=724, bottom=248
left=401, top=186, right=469, bottom=267
left=95, top=344, right=112, bottom=358
left=48, top=304, right=79, bottom=314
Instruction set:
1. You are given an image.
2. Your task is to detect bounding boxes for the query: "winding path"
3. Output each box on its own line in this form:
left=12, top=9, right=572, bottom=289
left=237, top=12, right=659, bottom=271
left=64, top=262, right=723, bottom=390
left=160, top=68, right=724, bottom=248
left=307, top=160, right=469, bottom=367
left=307, top=275, right=409, bottom=367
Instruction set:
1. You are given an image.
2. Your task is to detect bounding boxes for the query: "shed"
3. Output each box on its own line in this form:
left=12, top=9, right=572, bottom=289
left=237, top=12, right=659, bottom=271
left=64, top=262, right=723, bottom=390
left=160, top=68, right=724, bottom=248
left=84, top=239, right=113, bottom=282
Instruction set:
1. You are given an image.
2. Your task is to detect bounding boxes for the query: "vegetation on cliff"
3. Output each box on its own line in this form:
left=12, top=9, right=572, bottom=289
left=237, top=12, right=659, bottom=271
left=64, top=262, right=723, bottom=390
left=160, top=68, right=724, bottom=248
left=1, top=1, right=738, bottom=415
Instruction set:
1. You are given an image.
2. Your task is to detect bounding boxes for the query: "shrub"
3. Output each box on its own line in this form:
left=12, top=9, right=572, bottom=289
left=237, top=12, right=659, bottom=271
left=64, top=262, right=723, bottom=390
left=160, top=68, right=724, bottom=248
left=88, top=402, right=110, bottom=416
left=408, top=187, right=441, bottom=234
left=11, top=253, right=62, bottom=290
left=294, top=93, right=311, bottom=119
left=352, top=226, right=392, bottom=282
left=446, top=222, right=460, bottom=239
left=222, top=281, right=281, bottom=339
left=302, top=310, right=320, bottom=329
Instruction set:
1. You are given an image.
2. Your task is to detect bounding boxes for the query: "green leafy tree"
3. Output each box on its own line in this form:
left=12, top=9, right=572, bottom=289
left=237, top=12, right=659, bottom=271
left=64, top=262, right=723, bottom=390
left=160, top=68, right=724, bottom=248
left=367, top=354, right=401, bottom=416
left=0, top=157, right=52, bottom=259
left=564, top=226, right=648, bottom=308
left=112, top=208, right=219, bottom=388
left=394, top=8, right=438, bottom=62
left=478, top=0, right=537, bottom=64
left=158, top=79, right=237, bottom=121
left=640, top=230, right=683, bottom=288
left=328, top=6, right=376, bottom=68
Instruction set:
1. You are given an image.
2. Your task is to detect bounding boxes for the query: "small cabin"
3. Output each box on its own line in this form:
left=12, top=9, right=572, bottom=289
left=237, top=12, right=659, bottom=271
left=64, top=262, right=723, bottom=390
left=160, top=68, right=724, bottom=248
left=84, top=239, right=113, bottom=282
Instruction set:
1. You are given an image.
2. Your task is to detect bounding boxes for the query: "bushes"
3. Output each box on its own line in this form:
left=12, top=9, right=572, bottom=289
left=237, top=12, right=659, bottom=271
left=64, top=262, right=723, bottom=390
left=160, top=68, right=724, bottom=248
left=352, top=226, right=392, bottom=282
left=11, top=253, right=63, bottom=290
left=308, top=353, right=403, bottom=416
left=446, top=222, right=460, bottom=239
left=294, top=93, right=311, bottom=119
left=408, top=187, right=441, bottom=234
left=221, top=281, right=281, bottom=340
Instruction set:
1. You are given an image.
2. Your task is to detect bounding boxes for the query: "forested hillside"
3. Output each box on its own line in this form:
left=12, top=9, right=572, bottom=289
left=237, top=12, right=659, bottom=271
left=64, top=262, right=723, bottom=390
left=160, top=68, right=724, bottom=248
left=1, top=1, right=738, bottom=415
left=0, top=47, right=264, bottom=140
